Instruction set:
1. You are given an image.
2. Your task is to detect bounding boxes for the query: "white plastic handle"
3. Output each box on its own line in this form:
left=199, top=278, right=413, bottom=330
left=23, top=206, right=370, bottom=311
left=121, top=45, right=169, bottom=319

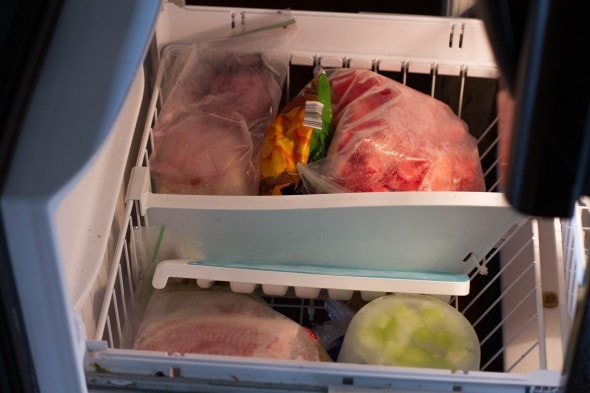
left=152, top=259, right=470, bottom=298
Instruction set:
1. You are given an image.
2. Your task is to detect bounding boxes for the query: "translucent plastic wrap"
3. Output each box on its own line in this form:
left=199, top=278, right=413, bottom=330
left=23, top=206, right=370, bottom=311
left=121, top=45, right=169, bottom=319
left=299, top=68, right=486, bottom=194
left=259, top=69, right=333, bottom=195
left=133, top=286, right=331, bottom=362
left=337, top=294, right=480, bottom=371
left=149, top=14, right=297, bottom=195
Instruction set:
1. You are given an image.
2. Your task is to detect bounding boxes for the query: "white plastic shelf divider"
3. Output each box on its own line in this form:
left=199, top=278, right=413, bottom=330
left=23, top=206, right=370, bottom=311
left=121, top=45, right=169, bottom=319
left=126, top=164, right=528, bottom=290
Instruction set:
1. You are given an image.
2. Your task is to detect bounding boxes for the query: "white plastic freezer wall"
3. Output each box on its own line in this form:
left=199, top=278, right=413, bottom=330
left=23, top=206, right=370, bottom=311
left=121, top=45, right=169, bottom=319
left=27, top=2, right=583, bottom=392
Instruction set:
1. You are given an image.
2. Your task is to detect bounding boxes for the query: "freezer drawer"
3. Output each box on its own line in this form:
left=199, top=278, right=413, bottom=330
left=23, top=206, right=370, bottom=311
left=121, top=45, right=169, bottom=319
left=48, top=2, right=583, bottom=392
left=125, top=3, right=525, bottom=296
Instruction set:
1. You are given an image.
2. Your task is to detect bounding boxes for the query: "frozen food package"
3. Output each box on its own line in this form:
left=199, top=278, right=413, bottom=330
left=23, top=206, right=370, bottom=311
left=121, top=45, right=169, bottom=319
left=311, top=298, right=355, bottom=360
left=149, top=13, right=297, bottom=195
left=120, top=226, right=205, bottom=348
left=133, top=286, right=331, bottom=362
left=299, top=68, right=486, bottom=194
left=337, top=293, right=480, bottom=371
left=259, top=69, right=333, bottom=195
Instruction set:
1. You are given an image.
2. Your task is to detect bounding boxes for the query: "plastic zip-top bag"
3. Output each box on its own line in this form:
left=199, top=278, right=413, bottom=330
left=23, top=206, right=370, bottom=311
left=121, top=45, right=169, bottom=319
left=299, top=68, right=485, bottom=194
left=149, top=12, right=297, bottom=195
left=133, top=285, right=331, bottom=362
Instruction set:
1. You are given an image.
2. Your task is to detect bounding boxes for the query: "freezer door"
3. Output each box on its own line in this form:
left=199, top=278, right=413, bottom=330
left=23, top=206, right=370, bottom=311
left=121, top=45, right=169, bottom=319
left=0, top=0, right=160, bottom=392
left=1, top=0, right=65, bottom=391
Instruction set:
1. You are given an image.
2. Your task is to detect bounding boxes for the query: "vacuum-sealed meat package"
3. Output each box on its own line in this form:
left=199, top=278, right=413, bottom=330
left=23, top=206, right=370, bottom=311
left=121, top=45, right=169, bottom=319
left=133, top=287, right=331, bottom=362
left=149, top=13, right=297, bottom=195
left=299, top=68, right=486, bottom=193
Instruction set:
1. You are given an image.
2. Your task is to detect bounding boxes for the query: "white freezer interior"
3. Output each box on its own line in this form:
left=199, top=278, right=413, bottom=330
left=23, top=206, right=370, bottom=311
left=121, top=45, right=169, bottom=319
left=8, top=2, right=588, bottom=392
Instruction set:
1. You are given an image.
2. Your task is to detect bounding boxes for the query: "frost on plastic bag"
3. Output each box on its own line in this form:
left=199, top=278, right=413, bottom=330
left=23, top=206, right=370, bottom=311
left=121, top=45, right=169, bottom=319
left=159, top=45, right=192, bottom=104
left=133, top=285, right=331, bottom=361
left=149, top=13, right=297, bottom=195
left=300, top=68, right=486, bottom=194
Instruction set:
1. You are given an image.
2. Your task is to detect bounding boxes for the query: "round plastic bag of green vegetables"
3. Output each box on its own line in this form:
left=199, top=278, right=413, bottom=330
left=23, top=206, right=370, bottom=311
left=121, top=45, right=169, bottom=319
left=337, top=293, right=480, bottom=372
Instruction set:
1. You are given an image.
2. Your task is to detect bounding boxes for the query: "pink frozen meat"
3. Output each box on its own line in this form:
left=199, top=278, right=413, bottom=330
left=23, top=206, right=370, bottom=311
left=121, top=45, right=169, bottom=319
left=323, top=68, right=486, bottom=192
